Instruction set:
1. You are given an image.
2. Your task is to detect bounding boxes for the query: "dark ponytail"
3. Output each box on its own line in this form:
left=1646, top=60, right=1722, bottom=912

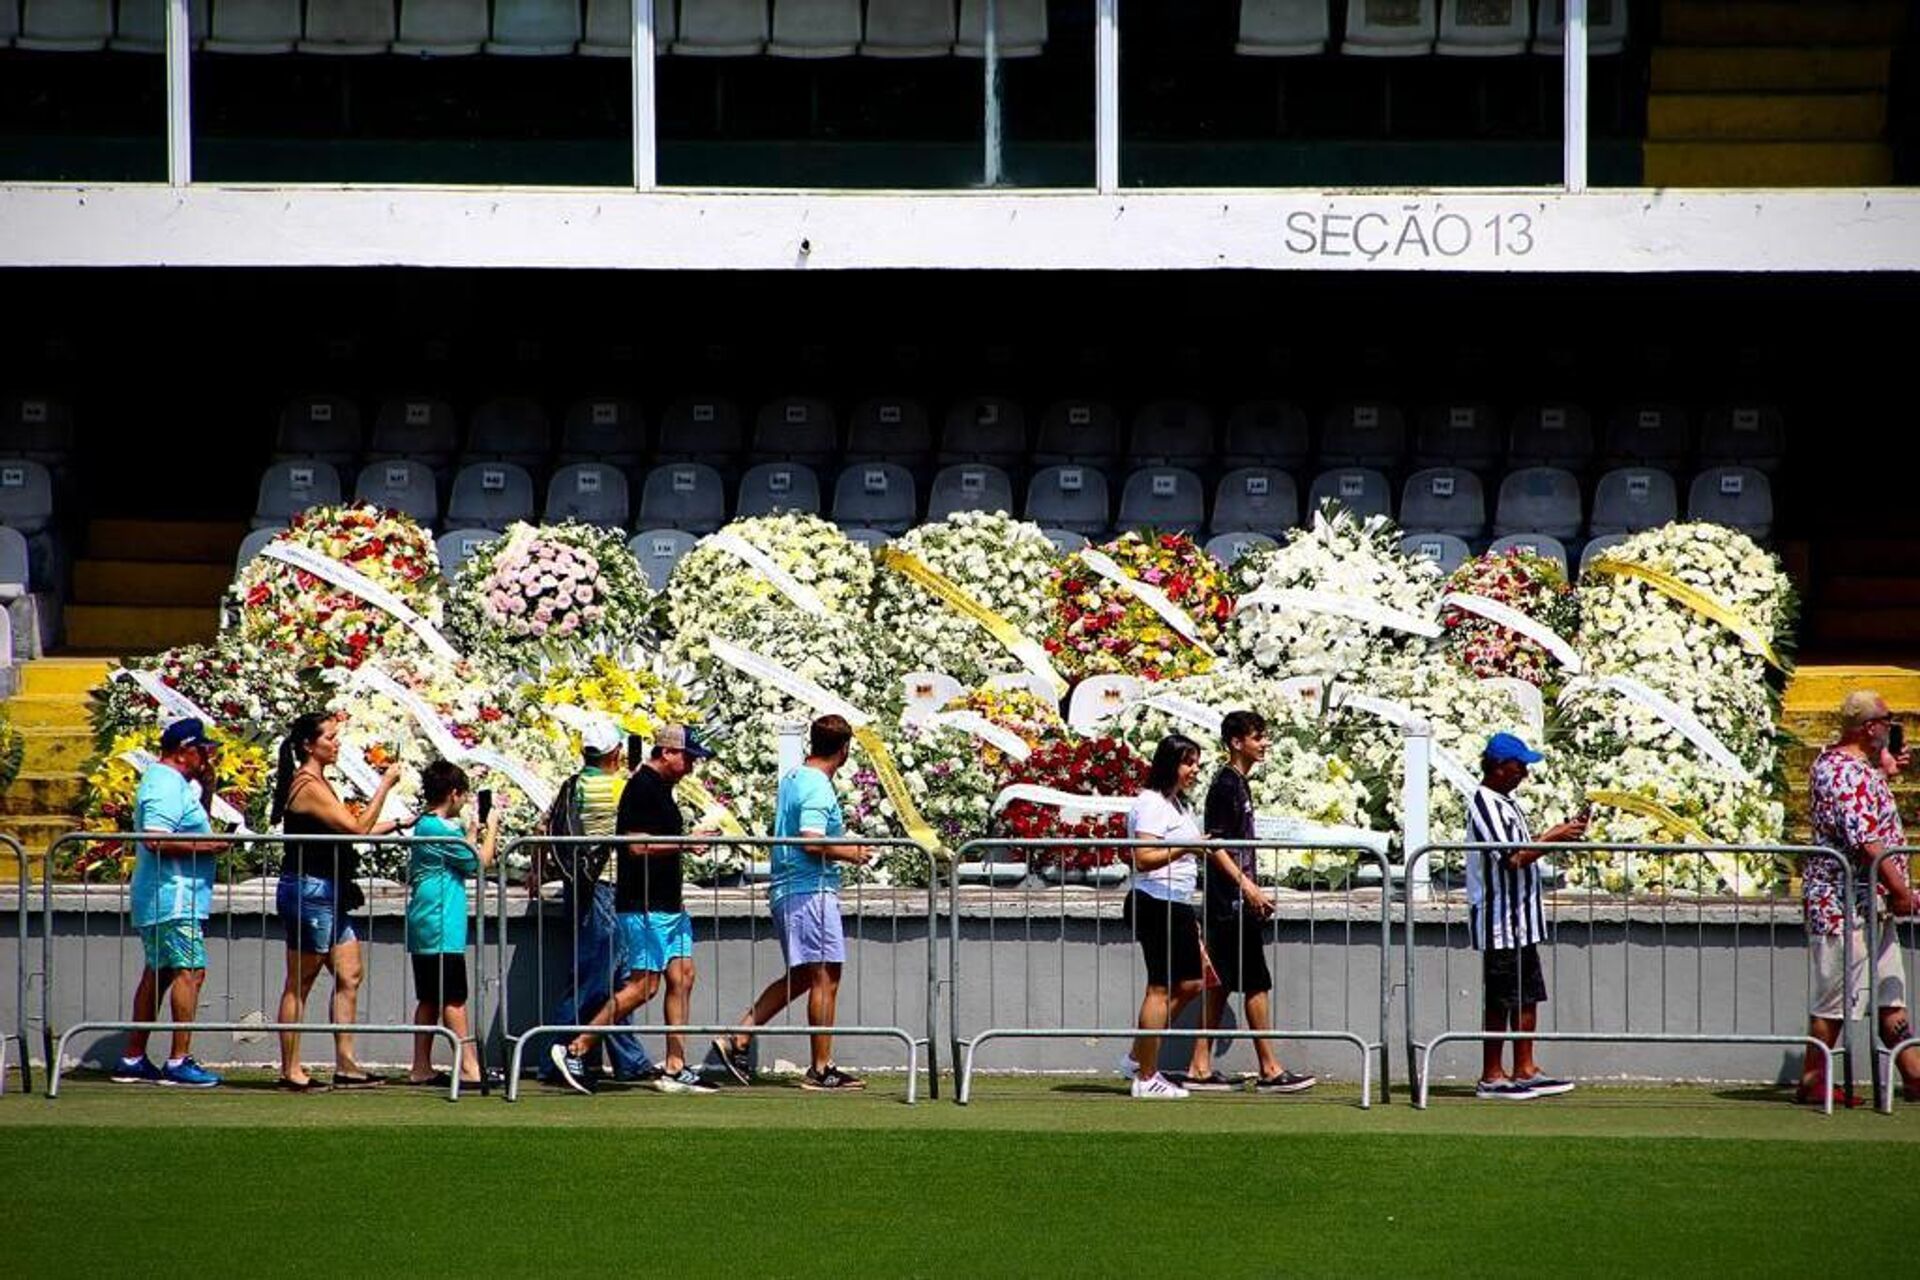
left=270, top=711, right=331, bottom=825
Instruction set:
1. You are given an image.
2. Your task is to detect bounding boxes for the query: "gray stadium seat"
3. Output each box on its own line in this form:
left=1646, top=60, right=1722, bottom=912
left=393, top=0, right=489, bottom=53
left=1414, top=403, right=1502, bottom=471
left=638, top=462, right=727, bottom=533
left=861, top=0, right=952, bottom=55
left=1533, top=0, right=1626, bottom=56
left=1118, top=467, right=1207, bottom=536
left=768, top=0, right=860, bottom=56
left=1034, top=399, right=1122, bottom=470
left=581, top=0, right=675, bottom=54
left=659, top=396, right=744, bottom=462
left=466, top=397, right=553, bottom=470
left=0, top=460, right=54, bottom=535
left=1128, top=400, right=1214, bottom=469
left=560, top=397, right=644, bottom=468
left=1436, top=0, right=1528, bottom=55
left=1589, top=466, right=1678, bottom=536
left=1400, top=467, right=1487, bottom=540
left=844, top=398, right=933, bottom=471
left=1236, top=0, right=1330, bottom=55
left=926, top=464, right=1015, bottom=520
left=1026, top=465, right=1110, bottom=537
left=1488, top=532, right=1570, bottom=579
left=753, top=396, right=838, bottom=467
left=370, top=397, right=458, bottom=470
left=487, top=0, right=581, bottom=52
left=1688, top=466, right=1773, bottom=541
left=0, top=0, right=17, bottom=43
left=18, top=0, right=112, bottom=48
left=236, top=526, right=284, bottom=572
left=940, top=397, right=1028, bottom=469
left=1508, top=403, right=1593, bottom=471
left=1579, top=533, right=1628, bottom=574
left=833, top=462, right=918, bottom=534
left=630, top=528, right=699, bottom=588
left=1342, top=0, right=1434, bottom=53
left=1399, top=532, right=1471, bottom=576
left=674, top=0, right=765, bottom=53
left=3, top=394, right=75, bottom=465
left=354, top=459, right=441, bottom=527
left=299, top=0, right=393, bottom=51
left=955, top=0, right=1047, bottom=56
left=841, top=527, right=894, bottom=551
left=545, top=463, right=632, bottom=528
left=1211, top=468, right=1298, bottom=537
left=1205, top=531, right=1278, bottom=568
left=254, top=460, right=343, bottom=530
left=737, top=462, right=824, bottom=519
left=1494, top=466, right=1582, bottom=540
left=1041, top=528, right=1089, bottom=555
left=1698, top=405, right=1784, bottom=474
left=446, top=462, right=536, bottom=530
left=1603, top=404, right=1690, bottom=468
left=1223, top=401, right=1311, bottom=472
left=437, top=528, right=499, bottom=580
left=1307, top=468, right=1392, bottom=521
left=0, top=526, right=31, bottom=595
left=276, top=396, right=361, bottom=468
left=112, top=0, right=210, bottom=50
left=204, top=0, right=299, bottom=50
left=1318, top=403, right=1407, bottom=469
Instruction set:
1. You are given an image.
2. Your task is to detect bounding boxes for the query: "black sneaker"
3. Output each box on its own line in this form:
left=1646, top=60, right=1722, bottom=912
left=613, top=1064, right=664, bottom=1085
left=712, top=1036, right=752, bottom=1087
left=548, top=1044, right=596, bottom=1096
left=1255, top=1070, right=1318, bottom=1095
left=1181, top=1071, right=1238, bottom=1092
left=800, top=1065, right=866, bottom=1092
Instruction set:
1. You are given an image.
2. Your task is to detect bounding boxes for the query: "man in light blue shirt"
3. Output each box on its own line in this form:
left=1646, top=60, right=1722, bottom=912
left=714, top=714, right=873, bottom=1092
left=113, top=718, right=230, bottom=1088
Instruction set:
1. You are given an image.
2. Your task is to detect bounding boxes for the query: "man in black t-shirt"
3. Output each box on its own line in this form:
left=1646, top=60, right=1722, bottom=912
left=551, top=725, right=718, bottom=1097
left=1177, top=710, right=1317, bottom=1095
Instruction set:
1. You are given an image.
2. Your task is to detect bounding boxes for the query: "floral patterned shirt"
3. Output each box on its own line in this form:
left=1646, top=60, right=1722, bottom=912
left=1807, top=745, right=1904, bottom=935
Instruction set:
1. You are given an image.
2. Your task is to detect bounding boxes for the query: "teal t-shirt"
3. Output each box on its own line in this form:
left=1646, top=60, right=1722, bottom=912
left=770, top=764, right=844, bottom=905
left=406, top=813, right=479, bottom=955
left=129, top=762, right=215, bottom=928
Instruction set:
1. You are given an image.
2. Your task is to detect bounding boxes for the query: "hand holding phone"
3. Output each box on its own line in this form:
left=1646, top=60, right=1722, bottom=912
left=477, top=788, right=494, bottom=825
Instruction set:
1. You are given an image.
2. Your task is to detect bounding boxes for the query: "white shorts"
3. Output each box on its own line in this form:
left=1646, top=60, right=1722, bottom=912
left=1810, top=923, right=1908, bottom=1020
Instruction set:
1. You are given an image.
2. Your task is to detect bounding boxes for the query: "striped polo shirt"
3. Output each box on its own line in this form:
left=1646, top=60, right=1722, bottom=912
left=1465, top=785, right=1545, bottom=952
left=576, top=768, right=627, bottom=882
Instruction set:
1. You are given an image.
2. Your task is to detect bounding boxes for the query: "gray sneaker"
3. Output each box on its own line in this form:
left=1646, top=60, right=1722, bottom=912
left=712, top=1036, right=752, bottom=1086
left=1180, top=1071, right=1238, bottom=1092
left=1254, top=1070, right=1317, bottom=1095
left=1515, top=1073, right=1575, bottom=1098
left=1475, top=1078, right=1538, bottom=1101
left=653, top=1066, right=718, bottom=1095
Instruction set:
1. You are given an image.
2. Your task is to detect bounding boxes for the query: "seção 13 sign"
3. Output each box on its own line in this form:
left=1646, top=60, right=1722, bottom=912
left=1283, top=205, right=1538, bottom=263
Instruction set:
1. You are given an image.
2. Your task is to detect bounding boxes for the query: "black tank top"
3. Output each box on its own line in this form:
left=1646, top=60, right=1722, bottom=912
left=283, top=781, right=356, bottom=885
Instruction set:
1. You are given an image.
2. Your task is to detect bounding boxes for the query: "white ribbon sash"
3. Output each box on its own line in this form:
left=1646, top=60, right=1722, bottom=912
left=704, top=529, right=831, bottom=618
left=1560, top=674, right=1753, bottom=781
left=1441, top=592, right=1583, bottom=672
left=353, top=666, right=468, bottom=761
left=1252, top=813, right=1391, bottom=857
left=1327, top=688, right=1479, bottom=797
left=924, top=710, right=1033, bottom=761
left=707, top=637, right=871, bottom=727
left=990, top=784, right=1135, bottom=823
left=113, top=668, right=213, bottom=727
left=1077, top=548, right=1215, bottom=656
left=460, top=746, right=557, bottom=814
left=1138, top=691, right=1223, bottom=734
left=258, top=541, right=460, bottom=662
left=1235, top=587, right=1444, bottom=639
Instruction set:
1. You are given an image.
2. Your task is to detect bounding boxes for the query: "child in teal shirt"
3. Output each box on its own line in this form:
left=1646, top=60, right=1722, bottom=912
left=407, top=760, right=499, bottom=1087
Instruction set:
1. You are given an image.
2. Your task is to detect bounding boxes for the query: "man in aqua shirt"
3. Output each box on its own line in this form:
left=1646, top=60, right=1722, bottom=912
left=113, top=718, right=230, bottom=1088
left=713, top=714, right=873, bottom=1092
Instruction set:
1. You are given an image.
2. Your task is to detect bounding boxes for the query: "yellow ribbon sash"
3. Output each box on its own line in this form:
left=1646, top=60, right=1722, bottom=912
left=1587, top=559, right=1785, bottom=671
left=1585, top=790, right=1712, bottom=843
left=877, top=547, right=1067, bottom=698
left=851, top=725, right=943, bottom=857
left=674, top=775, right=747, bottom=838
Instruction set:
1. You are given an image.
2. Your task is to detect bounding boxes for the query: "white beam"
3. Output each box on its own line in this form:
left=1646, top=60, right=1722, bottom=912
left=1564, top=0, right=1587, bottom=193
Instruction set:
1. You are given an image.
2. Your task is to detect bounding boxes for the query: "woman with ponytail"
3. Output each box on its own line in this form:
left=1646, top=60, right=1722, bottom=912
left=271, top=711, right=402, bottom=1091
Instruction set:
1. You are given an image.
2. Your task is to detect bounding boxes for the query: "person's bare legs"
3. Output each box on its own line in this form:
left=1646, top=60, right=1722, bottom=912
left=1243, top=989, right=1285, bottom=1080
left=277, top=949, right=327, bottom=1085
left=567, top=971, right=660, bottom=1060
left=1481, top=1007, right=1512, bottom=1083
left=725, top=964, right=816, bottom=1056
left=1184, top=987, right=1232, bottom=1079
left=126, top=967, right=159, bottom=1060
left=411, top=1000, right=440, bottom=1081
left=1510, top=1005, right=1542, bottom=1079
left=1132, top=979, right=1203, bottom=1080
left=662, top=957, right=696, bottom=1073
left=1879, top=1005, right=1920, bottom=1090
left=806, top=962, right=842, bottom=1073
left=443, top=1002, right=481, bottom=1081
left=165, top=968, right=205, bottom=1061
left=329, top=938, right=365, bottom=1074
left=1800, top=1015, right=1841, bottom=1097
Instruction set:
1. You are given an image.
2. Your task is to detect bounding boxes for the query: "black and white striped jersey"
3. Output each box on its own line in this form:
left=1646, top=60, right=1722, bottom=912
left=1465, top=785, right=1545, bottom=951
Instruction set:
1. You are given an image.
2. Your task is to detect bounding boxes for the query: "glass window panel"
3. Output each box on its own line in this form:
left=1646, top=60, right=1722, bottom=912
left=1, top=24, right=167, bottom=180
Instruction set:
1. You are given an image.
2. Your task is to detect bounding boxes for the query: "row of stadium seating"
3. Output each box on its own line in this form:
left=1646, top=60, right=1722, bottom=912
left=0, top=0, right=1622, bottom=59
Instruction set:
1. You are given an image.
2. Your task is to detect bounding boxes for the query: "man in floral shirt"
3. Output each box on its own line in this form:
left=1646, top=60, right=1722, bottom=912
left=1803, top=690, right=1920, bottom=1105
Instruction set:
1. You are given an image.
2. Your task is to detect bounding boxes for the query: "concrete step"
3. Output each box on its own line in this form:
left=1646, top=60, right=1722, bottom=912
left=0, top=815, right=82, bottom=856
left=4, top=693, right=91, bottom=730
left=18, top=727, right=94, bottom=774
left=1785, top=665, right=1920, bottom=714
left=1647, top=92, right=1886, bottom=141
left=1651, top=45, right=1893, bottom=92
left=0, top=771, right=86, bottom=816
left=17, top=657, right=113, bottom=697
left=72, top=559, right=235, bottom=608
left=86, top=519, right=246, bottom=565
left=1643, top=140, right=1893, bottom=186
left=1661, top=2, right=1908, bottom=47
left=62, top=604, right=219, bottom=653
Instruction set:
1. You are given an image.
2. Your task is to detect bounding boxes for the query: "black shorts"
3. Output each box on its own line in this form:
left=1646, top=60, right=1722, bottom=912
left=1205, top=912, right=1273, bottom=995
left=1125, top=891, right=1204, bottom=988
left=411, top=953, right=470, bottom=1007
left=1482, top=944, right=1546, bottom=1012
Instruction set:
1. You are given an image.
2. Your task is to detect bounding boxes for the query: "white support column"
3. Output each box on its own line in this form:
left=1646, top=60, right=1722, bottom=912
left=982, top=0, right=1003, bottom=187
left=632, top=0, right=658, bottom=191
left=166, top=0, right=192, bottom=185
left=1401, top=719, right=1433, bottom=901
left=778, top=720, right=806, bottom=776
left=1095, top=0, right=1119, bottom=194
left=1562, top=0, right=1588, bottom=193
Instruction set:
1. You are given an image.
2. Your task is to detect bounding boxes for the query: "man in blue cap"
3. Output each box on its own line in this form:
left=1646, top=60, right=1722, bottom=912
left=1468, top=732, right=1587, bottom=1101
left=112, top=718, right=231, bottom=1088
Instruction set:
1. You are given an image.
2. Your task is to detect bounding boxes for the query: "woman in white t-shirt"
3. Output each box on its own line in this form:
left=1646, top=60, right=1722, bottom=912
left=1123, top=734, right=1208, bottom=1101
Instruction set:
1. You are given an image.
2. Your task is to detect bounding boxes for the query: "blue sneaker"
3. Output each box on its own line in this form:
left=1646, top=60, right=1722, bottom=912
left=111, top=1056, right=163, bottom=1084
left=161, top=1057, right=222, bottom=1089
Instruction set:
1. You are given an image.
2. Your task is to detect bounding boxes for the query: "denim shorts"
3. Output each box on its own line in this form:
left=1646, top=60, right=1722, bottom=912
left=277, top=875, right=360, bottom=954
left=772, top=891, right=846, bottom=967
left=619, top=911, right=693, bottom=974
left=140, top=918, right=207, bottom=972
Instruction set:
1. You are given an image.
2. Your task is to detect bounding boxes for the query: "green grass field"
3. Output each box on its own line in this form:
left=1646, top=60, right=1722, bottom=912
left=6, top=1076, right=1919, bottom=1276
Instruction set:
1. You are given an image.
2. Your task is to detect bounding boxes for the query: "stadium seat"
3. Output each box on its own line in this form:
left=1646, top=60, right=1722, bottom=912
left=861, top=0, right=952, bottom=56
left=1223, top=401, right=1311, bottom=472
left=1205, top=531, right=1278, bottom=567
left=1602, top=404, right=1690, bottom=469
left=112, top=0, right=210, bottom=50
left=1, top=0, right=19, bottom=43
left=0, top=460, right=56, bottom=535
left=1589, top=466, right=1678, bottom=536
left=545, top=462, right=632, bottom=528
left=1414, top=403, right=1502, bottom=472
left=1436, top=0, right=1528, bottom=55
left=299, top=0, right=393, bottom=52
left=1026, top=465, right=1110, bottom=537
left=437, top=528, right=498, bottom=580
left=630, top=528, right=699, bottom=587
left=1698, top=405, right=1784, bottom=474
left=393, top=0, right=489, bottom=54
left=833, top=462, right=918, bottom=534
left=1341, top=0, right=1435, bottom=55
left=845, top=397, right=933, bottom=472
left=370, top=397, right=458, bottom=470
left=1532, top=0, right=1626, bottom=56
left=580, top=0, right=675, bottom=55
left=940, top=397, right=1028, bottom=470
left=465, top=397, right=552, bottom=471
left=737, top=462, right=824, bottom=519
left=1579, top=532, right=1628, bottom=574
left=1118, top=467, right=1206, bottom=536
left=658, top=396, right=745, bottom=463
left=1307, top=467, right=1391, bottom=521
left=1034, top=399, right=1122, bottom=471
left=236, top=526, right=283, bottom=572
left=203, top=0, right=300, bottom=50
left=487, top=0, right=581, bottom=52
left=1128, top=400, right=1214, bottom=470
left=254, top=460, right=343, bottom=529
left=1318, top=403, right=1406, bottom=469
left=1211, top=468, right=1298, bottom=537
left=1399, top=532, right=1471, bottom=576
left=954, top=0, right=1046, bottom=56
left=1688, top=466, right=1773, bottom=541
left=1508, top=403, right=1593, bottom=471
left=276, top=395, right=362, bottom=469
left=926, top=463, right=1015, bottom=520
left=842, top=527, right=893, bottom=551
left=1493, top=466, right=1582, bottom=540
left=560, top=397, right=644, bottom=468
left=1040, top=528, right=1088, bottom=555
left=447, top=462, right=536, bottom=529
left=0, top=526, right=32, bottom=595
left=1236, top=0, right=1330, bottom=55
left=354, top=460, right=441, bottom=527
left=2, top=395, right=75, bottom=466
left=1399, top=467, right=1487, bottom=540
left=768, top=0, right=860, bottom=56
left=17, top=0, right=111, bottom=48
left=673, top=0, right=767, bottom=54
left=638, top=462, right=728, bottom=533
left=752, top=396, right=838, bottom=468
left=1488, top=532, right=1570, bottom=578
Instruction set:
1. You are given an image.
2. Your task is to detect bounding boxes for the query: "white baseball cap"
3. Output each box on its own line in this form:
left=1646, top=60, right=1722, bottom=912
left=580, top=716, right=624, bottom=757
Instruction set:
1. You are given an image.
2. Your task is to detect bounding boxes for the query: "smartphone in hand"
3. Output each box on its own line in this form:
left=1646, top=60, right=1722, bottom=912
left=477, top=788, right=494, bottom=824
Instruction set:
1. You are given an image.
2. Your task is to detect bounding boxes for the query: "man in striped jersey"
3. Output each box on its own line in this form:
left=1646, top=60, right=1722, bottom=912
left=1468, top=733, right=1587, bottom=1101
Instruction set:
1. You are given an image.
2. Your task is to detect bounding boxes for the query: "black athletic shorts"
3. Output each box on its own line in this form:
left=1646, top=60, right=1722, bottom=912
left=411, top=953, right=470, bottom=1007
left=1482, top=943, right=1546, bottom=1012
left=1125, top=890, right=1204, bottom=988
left=1205, top=911, right=1273, bottom=995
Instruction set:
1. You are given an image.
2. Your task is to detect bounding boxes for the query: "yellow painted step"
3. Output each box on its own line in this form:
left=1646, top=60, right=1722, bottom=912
left=1652, top=46, right=1892, bottom=93
left=1785, top=665, right=1920, bottom=713
left=1648, top=92, right=1886, bottom=141
left=0, top=849, right=49, bottom=885
left=72, top=559, right=235, bottom=608
left=0, top=815, right=83, bottom=856
left=0, top=772, right=86, bottom=816
left=1662, top=2, right=1907, bottom=47
left=19, top=727, right=96, bottom=773
left=17, top=658, right=113, bottom=697
left=62, top=604, right=219, bottom=653
left=1643, top=140, right=1893, bottom=186
left=4, top=694, right=91, bottom=730
left=86, top=519, right=246, bottom=565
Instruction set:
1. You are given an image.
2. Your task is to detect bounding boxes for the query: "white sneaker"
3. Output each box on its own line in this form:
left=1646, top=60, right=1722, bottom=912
left=1115, top=1053, right=1139, bottom=1080
left=1129, top=1072, right=1189, bottom=1100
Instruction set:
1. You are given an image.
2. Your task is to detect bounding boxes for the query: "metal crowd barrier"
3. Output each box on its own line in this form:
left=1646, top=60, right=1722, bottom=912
left=495, top=835, right=941, bottom=1104
left=1404, top=842, right=1853, bottom=1114
left=1864, top=847, right=1920, bottom=1114
left=39, top=832, right=490, bottom=1101
left=948, top=838, right=1392, bottom=1108
left=3, top=834, right=28, bottom=1095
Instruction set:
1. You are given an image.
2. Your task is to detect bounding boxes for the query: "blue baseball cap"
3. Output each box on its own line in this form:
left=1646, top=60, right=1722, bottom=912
left=1483, top=732, right=1544, bottom=766
left=160, top=717, right=213, bottom=752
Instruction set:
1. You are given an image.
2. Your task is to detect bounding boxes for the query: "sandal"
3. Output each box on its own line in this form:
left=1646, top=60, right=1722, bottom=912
left=458, top=1069, right=507, bottom=1089
left=409, top=1071, right=453, bottom=1088
left=277, top=1077, right=329, bottom=1093
left=331, top=1071, right=388, bottom=1089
